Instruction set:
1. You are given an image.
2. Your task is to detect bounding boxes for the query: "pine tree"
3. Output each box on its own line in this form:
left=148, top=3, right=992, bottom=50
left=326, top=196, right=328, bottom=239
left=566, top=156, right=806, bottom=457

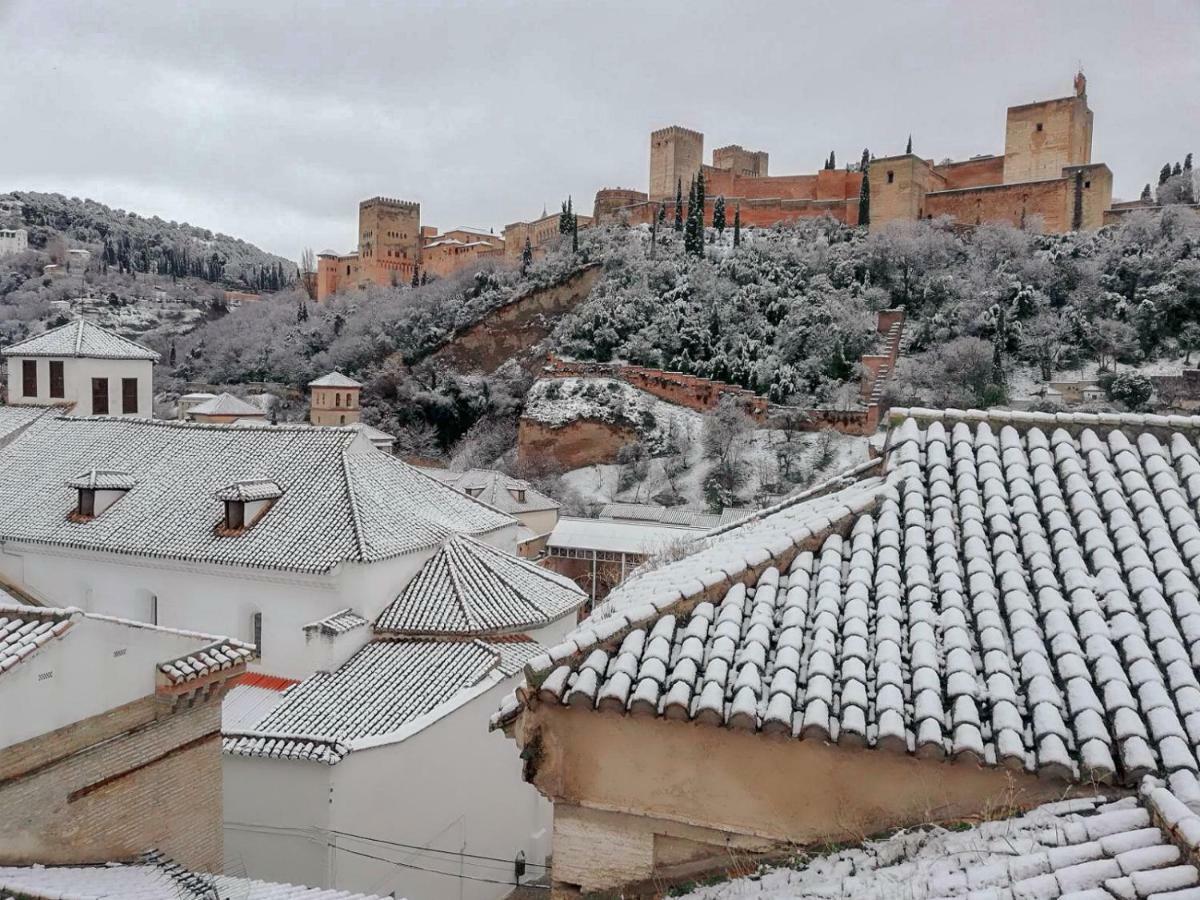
left=858, top=170, right=871, bottom=228
left=733, top=204, right=741, bottom=248
left=521, top=236, right=532, bottom=273
left=1141, top=184, right=1152, bottom=202
left=713, top=196, right=726, bottom=233
left=1174, top=162, right=1184, bottom=177
left=674, top=179, right=684, bottom=232
left=1161, top=164, right=1173, bottom=185
left=906, top=135, right=913, bottom=154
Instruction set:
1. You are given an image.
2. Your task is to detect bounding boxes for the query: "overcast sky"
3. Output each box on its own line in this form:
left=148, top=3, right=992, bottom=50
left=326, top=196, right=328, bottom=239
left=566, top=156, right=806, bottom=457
left=2, top=1, right=1196, bottom=261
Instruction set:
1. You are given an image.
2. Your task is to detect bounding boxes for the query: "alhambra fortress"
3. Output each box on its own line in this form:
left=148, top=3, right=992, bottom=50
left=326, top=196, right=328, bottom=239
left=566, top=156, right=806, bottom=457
left=316, top=73, right=1142, bottom=301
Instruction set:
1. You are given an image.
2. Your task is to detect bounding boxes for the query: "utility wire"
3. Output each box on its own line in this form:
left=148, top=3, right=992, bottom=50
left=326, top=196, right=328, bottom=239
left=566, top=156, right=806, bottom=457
left=328, top=827, right=550, bottom=870
left=333, top=843, right=549, bottom=888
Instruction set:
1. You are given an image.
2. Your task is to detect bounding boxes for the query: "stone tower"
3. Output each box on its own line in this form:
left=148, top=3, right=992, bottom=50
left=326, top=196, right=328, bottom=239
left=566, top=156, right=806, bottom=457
left=357, top=197, right=421, bottom=266
left=649, top=126, right=704, bottom=201
left=1002, top=74, right=1094, bottom=185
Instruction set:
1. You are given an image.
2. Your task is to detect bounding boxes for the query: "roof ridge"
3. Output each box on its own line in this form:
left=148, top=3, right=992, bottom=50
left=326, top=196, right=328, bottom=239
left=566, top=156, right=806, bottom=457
left=74, top=318, right=84, bottom=354
left=463, top=533, right=582, bottom=605
left=444, top=537, right=481, bottom=631
left=335, top=446, right=374, bottom=563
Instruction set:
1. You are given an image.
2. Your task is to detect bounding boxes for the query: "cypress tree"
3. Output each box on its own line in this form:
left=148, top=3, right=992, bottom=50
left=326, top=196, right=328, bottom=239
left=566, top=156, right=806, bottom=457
left=713, top=196, right=726, bottom=233
left=733, top=204, right=741, bottom=248
left=1160, top=164, right=1173, bottom=185
left=650, top=207, right=658, bottom=259
left=858, top=169, right=871, bottom=227
left=411, top=266, right=419, bottom=287
left=1174, top=162, right=1184, bottom=177
left=521, top=236, right=532, bottom=273
left=1186, top=153, right=1194, bottom=171
left=674, top=179, right=683, bottom=232
left=169, top=341, right=177, bottom=367
left=696, top=169, right=706, bottom=226
left=1141, top=184, right=1152, bottom=202
left=906, top=134, right=913, bottom=154
left=684, top=178, right=699, bottom=255
left=860, top=148, right=870, bottom=172
left=571, top=213, right=579, bottom=253
left=420, top=271, right=428, bottom=285
left=656, top=203, right=666, bottom=226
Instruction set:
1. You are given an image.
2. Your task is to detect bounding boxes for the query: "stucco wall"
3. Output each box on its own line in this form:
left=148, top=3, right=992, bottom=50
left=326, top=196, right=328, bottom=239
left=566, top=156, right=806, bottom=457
left=6, top=355, right=154, bottom=416
left=518, top=706, right=1070, bottom=894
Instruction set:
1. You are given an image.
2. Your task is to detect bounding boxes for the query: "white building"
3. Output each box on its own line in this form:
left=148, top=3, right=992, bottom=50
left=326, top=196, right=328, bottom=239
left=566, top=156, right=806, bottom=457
left=223, top=533, right=586, bottom=899
left=2, top=319, right=158, bottom=417
left=428, top=468, right=560, bottom=557
left=0, top=415, right=516, bottom=679
left=0, top=228, right=27, bottom=256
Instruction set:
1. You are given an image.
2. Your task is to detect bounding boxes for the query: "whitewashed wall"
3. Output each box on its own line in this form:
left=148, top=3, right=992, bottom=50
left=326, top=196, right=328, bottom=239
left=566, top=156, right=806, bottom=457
left=222, top=675, right=550, bottom=900
left=0, top=522, right=519, bottom=680
left=4, top=356, right=154, bottom=416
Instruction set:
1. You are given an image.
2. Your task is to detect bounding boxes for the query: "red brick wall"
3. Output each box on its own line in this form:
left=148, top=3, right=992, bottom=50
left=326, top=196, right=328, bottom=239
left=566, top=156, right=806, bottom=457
left=925, top=178, right=1070, bottom=232
left=0, top=694, right=225, bottom=871
left=931, top=156, right=1005, bottom=190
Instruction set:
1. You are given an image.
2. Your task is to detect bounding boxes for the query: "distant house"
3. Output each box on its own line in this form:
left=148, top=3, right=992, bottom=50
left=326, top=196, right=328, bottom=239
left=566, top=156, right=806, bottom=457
left=186, top=391, right=267, bottom=424
left=177, top=391, right=217, bottom=419
left=2, top=319, right=159, bottom=417
left=0, top=227, right=28, bottom=256
left=0, top=602, right=251, bottom=871
left=428, top=468, right=560, bottom=557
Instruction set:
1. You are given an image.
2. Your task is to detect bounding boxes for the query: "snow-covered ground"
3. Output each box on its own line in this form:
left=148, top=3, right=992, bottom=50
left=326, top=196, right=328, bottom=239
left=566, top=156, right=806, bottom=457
left=560, top=422, right=870, bottom=510
left=525, top=376, right=702, bottom=453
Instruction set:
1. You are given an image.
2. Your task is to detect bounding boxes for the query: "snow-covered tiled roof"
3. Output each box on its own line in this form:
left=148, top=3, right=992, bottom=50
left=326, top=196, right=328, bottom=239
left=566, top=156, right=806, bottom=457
left=157, top=638, right=255, bottom=685
left=188, top=392, right=265, bottom=417
left=674, top=775, right=1200, bottom=900
left=598, top=502, right=751, bottom=529
left=375, top=534, right=585, bottom=635
left=214, top=479, right=283, bottom=502
left=302, top=608, right=368, bottom=636
left=347, top=421, right=394, bottom=446
left=0, top=417, right=513, bottom=574
left=0, top=406, right=52, bottom=447
left=429, top=468, right=559, bottom=513
left=224, top=636, right=540, bottom=764
left=0, top=849, right=389, bottom=899
left=222, top=673, right=297, bottom=731
left=1, top=319, right=160, bottom=361
left=0, top=604, right=79, bottom=675
left=68, top=468, right=136, bottom=491
left=548, top=516, right=708, bottom=557
left=498, top=410, right=1200, bottom=787
left=308, top=371, right=362, bottom=389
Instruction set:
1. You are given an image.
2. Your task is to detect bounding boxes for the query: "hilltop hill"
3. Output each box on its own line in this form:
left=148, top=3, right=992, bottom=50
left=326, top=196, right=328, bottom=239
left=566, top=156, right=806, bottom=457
left=0, top=191, right=296, bottom=290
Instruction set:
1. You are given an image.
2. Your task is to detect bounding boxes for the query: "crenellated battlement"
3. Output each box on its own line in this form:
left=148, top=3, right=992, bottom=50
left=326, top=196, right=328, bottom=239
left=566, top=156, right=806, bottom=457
left=650, top=125, right=703, bottom=142
left=359, top=196, right=420, bottom=211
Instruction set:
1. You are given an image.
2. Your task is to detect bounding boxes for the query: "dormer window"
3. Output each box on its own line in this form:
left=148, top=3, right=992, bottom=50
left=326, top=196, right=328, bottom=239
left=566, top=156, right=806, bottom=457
left=68, top=469, right=134, bottom=521
left=215, top=479, right=283, bottom=535
left=509, top=488, right=526, bottom=503
left=466, top=487, right=484, bottom=498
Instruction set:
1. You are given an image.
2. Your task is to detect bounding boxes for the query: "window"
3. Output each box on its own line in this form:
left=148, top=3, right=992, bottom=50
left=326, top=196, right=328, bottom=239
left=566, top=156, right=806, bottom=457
left=466, top=487, right=484, bottom=498
left=251, top=611, right=263, bottom=657
left=224, top=500, right=245, bottom=530
left=121, top=378, right=138, bottom=415
left=335, top=392, right=341, bottom=407
left=886, top=170, right=894, bottom=184
left=22, top=360, right=37, bottom=397
left=49, top=361, right=64, bottom=399
left=1084, top=180, right=1091, bottom=189
left=339, top=414, right=345, bottom=425
left=77, top=489, right=95, bottom=518
left=1036, top=122, right=1043, bottom=132
left=510, top=488, right=527, bottom=503
left=150, top=595, right=158, bottom=626
left=91, top=378, right=109, bottom=415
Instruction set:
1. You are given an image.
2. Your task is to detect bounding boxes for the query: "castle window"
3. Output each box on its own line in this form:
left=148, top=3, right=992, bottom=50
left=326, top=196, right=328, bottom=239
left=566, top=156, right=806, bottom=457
left=1036, top=123, right=1043, bottom=132
left=887, top=171, right=894, bottom=184
left=1084, top=180, right=1091, bottom=189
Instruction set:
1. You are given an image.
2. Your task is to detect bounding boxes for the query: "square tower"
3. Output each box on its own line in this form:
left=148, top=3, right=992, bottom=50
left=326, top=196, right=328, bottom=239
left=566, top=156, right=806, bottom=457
left=712, top=145, right=769, bottom=178
left=1003, top=80, right=1093, bottom=185
left=649, top=126, right=704, bottom=201
left=358, top=197, right=421, bottom=264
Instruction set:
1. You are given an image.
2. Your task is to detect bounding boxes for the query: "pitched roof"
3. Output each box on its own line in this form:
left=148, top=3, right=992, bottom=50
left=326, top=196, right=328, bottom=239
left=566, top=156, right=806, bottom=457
left=428, top=468, right=559, bottom=514
left=188, top=392, right=265, bottom=417
left=498, top=409, right=1200, bottom=787
left=1, top=319, right=160, bottom=361
left=598, top=502, right=751, bottom=529
left=548, top=516, right=707, bottom=557
left=157, top=638, right=255, bottom=685
left=0, top=406, right=52, bottom=447
left=225, top=637, right=540, bottom=764
left=301, top=607, right=368, bottom=636
left=672, top=775, right=1200, bottom=900
left=309, top=371, right=362, bottom=388
left=0, top=605, right=79, bottom=675
left=0, top=849, right=389, bottom=899
left=0, top=417, right=512, bottom=574
left=375, top=534, right=585, bottom=635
